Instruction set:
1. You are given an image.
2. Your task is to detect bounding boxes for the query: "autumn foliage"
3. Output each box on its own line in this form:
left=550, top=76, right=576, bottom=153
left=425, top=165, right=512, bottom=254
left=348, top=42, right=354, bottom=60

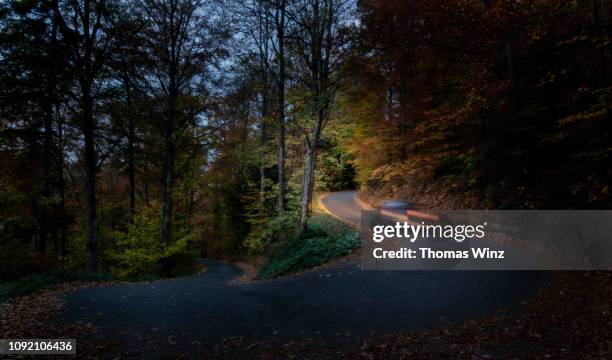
left=346, top=0, right=611, bottom=209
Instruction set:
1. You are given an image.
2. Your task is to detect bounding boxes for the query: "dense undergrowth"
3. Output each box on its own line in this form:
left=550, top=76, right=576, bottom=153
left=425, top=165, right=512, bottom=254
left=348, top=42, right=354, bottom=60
left=0, top=203, right=199, bottom=301
left=258, top=214, right=359, bottom=279
left=1, top=213, right=356, bottom=301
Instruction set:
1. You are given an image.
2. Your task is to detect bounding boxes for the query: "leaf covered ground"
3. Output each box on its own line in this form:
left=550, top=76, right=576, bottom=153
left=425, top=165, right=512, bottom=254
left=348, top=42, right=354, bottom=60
left=190, top=272, right=611, bottom=360
left=1, top=271, right=610, bottom=359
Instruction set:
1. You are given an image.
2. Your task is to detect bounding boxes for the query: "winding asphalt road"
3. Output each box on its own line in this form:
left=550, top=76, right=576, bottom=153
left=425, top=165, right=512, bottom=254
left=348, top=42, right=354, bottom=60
left=53, top=191, right=545, bottom=357
left=319, top=190, right=363, bottom=225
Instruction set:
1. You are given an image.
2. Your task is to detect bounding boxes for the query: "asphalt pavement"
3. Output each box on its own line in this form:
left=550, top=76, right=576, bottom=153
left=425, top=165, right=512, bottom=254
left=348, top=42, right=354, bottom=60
left=52, top=191, right=546, bottom=357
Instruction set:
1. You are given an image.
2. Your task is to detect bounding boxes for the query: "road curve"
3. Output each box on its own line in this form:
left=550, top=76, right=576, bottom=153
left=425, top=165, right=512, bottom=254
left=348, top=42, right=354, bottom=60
left=51, top=191, right=546, bottom=358
left=319, top=190, right=362, bottom=225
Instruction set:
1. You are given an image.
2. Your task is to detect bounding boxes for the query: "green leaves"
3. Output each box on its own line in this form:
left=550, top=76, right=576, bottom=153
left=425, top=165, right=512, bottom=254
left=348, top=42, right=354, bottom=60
left=257, top=214, right=359, bottom=279
left=106, top=201, right=191, bottom=280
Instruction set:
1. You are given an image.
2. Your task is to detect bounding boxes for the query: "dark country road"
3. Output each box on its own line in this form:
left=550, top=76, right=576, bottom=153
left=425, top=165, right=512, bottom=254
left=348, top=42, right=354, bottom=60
left=319, top=190, right=363, bottom=225
left=52, top=191, right=546, bottom=358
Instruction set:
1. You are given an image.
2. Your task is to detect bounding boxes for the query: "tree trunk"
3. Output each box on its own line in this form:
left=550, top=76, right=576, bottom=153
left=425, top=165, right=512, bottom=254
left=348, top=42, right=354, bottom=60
left=122, top=75, right=136, bottom=224
left=83, top=92, right=98, bottom=272
left=143, top=160, right=150, bottom=206
left=39, top=19, right=59, bottom=254
left=277, top=0, right=286, bottom=215
left=260, top=121, right=267, bottom=205
left=298, top=0, right=336, bottom=233
left=127, top=115, right=136, bottom=224
left=187, top=187, right=194, bottom=235
left=278, top=107, right=285, bottom=214
left=161, top=136, right=175, bottom=245
left=40, top=84, right=53, bottom=254
left=52, top=0, right=105, bottom=267
left=300, top=147, right=317, bottom=233
left=259, top=75, right=268, bottom=207
left=57, top=105, right=67, bottom=257
left=299, top=110, right=323, bottom=232
left=259, top=1, right=270, bottom=207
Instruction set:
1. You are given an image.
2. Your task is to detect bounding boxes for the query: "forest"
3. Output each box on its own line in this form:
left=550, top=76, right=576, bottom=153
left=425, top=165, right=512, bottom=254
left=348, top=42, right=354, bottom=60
left=1, top=0, right=611, bottom=280
left=1, top=0, right=611, bottom=279
left=1, top=0, right=611, bottom=358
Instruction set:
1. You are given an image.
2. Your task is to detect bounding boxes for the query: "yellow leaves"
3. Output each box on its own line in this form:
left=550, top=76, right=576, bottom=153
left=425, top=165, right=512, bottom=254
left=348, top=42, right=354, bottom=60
left=106, top=200, right=192, bottom=280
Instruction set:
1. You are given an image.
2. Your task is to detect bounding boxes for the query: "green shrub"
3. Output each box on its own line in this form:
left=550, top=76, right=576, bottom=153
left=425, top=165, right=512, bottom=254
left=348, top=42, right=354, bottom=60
left=105, top=202, right=192, bottom=280
left=243, top=212, right=300, bottom=253
left=242, top=179, right=302, bottom=253
left=258, top=215, right=359, bottom=279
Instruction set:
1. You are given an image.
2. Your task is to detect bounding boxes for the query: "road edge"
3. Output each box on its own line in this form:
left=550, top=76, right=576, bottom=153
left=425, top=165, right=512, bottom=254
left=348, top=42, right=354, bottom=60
left=317, top=192, right=353, bottom=225
left=318, top=191, right=375, bottom=228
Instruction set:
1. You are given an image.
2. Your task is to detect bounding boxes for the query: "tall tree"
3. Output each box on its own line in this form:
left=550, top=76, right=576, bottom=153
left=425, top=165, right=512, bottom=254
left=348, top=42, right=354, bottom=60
left=110, top=10, right=147, bottom=225
left=235, top=0, right=290, bottom=215
left=51, top=0, right=124, bottom=270
left=274, top=0, right=287, bottom=215
left=233, top=0, right=275, bottom=208
left=256, top=0, right=271, bottom=206
left=140, top=0, right=228, bottom=246
left=291, top=0, right=349, bottom=231
left=0, top=0, right=67, bottom=252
